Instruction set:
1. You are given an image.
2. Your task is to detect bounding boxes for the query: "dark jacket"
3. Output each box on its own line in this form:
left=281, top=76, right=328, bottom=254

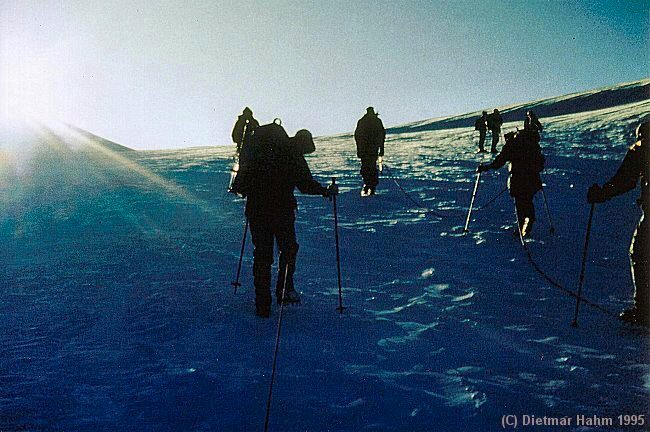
left=355, top=113, right=386, bottom=158
left=487, top=130, right=545, bottom=197
left=475, top=116, right=488, bottom=132
left=232, top=123, right=326, bottom=221
left=524, top=116, right=543, bottom=132
left=603, top=137, right=648, bottom=215
left=487, top=112, right=503, bottom=132
left=231, top=115, right=260, bottom=152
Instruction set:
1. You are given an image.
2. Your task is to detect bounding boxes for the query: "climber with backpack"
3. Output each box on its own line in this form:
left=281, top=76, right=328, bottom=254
left=588, top=120, right=649, bottom=325
left=478, top=129, right=545, bottom=237
left=354, top=107, right=386, bottom=196
left=230, top=121, right=337, bottom=318
left=231, top=107, right=259, bottom=156
left=487, top=108, right=504, bottom=153
left=474, top=111, right=489, bottom=153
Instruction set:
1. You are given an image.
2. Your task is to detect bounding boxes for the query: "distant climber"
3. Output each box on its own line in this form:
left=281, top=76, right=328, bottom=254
left=487, top=108, right=504, bottom=153
left=474, top=111, right=489, bottom=152
left=354, top=107, right=386, bottom=196
left=587, top=120, right=649, bottom=326
left=231, top=107, right=259, bottom=156
left=230, top=122, right=337, bottom=318
left=524, top=110, right=543, bottom=134
left=478, top=129, right=545, bottom=237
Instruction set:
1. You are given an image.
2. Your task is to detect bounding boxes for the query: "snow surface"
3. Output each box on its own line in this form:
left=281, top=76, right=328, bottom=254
left=1, top=81, right=649, bottom=431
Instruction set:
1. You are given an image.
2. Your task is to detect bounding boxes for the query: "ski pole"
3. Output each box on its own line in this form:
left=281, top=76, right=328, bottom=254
left=264, top=262, right=290, bottom=432
left=231, top=218, right=249, bottom=294
left=331, top=177, right=345, bottom=313
left=571, top=203, right=595, bottom=328
left=464, top=170, right=482, bottom=233
left=540, top=183, right=556, bottom=234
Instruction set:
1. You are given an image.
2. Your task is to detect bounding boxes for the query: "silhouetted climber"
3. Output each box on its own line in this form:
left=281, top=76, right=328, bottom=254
left=231, top=107, right=259, bottom=155
left=524, top=110, right=543, bottom=133
left=474, top=111, right=489, bottom=152
left=588, top=120, right=649, bottom=325
left=355, top=107, right=386, bottom=196
left=487, top=108, right=504, bottom=153
left=478, top=129, right=545, bottom=237
left=230, top=122, right=336, bottom=318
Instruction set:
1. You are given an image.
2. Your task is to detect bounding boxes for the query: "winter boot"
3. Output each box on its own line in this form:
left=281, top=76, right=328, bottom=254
left=276, top=244, right=300, bottom=305
left=255, top=288, right=272, bottom=318
left=276, top=270, right=301, bottom=304
left=277, top=288, right=301, bottom=305
left=256, top=302, right=271, bottom=318
left=521, top=217, right=534, bottom=237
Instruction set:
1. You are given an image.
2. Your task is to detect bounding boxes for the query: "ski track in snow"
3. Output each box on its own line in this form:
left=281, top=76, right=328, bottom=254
left=0, top=88, right=649, bottom=431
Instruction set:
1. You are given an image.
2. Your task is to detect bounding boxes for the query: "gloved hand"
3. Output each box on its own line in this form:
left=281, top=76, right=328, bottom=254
left=587, top=184, right=605, bottom=203
left=228, top=187, right=246, bottom=198
left=477, top=164, right=490, bottom=173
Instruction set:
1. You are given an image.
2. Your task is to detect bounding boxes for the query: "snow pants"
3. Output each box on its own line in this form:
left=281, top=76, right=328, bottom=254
left=514, top=194, right=536, bottom=229
left=490, top=128, right=501, bottom=152
left=478, top=129, right=487, bottom=151
left=360, top=156, right=379, bottom=189
left=249, top=213, right=299, bottom=308
left=630, top=214, right=648, bottom=319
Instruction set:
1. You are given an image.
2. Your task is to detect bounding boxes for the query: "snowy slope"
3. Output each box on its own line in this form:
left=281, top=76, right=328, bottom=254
left=388, top=78, right=649, bottom=134
left=0, top=81, right=648, bottom=431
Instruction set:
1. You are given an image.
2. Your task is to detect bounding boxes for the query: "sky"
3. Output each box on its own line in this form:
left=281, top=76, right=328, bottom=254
left=1, top=0, right=648, bottom=150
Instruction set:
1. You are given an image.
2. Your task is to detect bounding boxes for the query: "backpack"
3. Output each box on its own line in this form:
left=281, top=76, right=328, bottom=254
left=517, top=130, right=544, bottom=172
left=231, top=123, right=291, bottom=197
